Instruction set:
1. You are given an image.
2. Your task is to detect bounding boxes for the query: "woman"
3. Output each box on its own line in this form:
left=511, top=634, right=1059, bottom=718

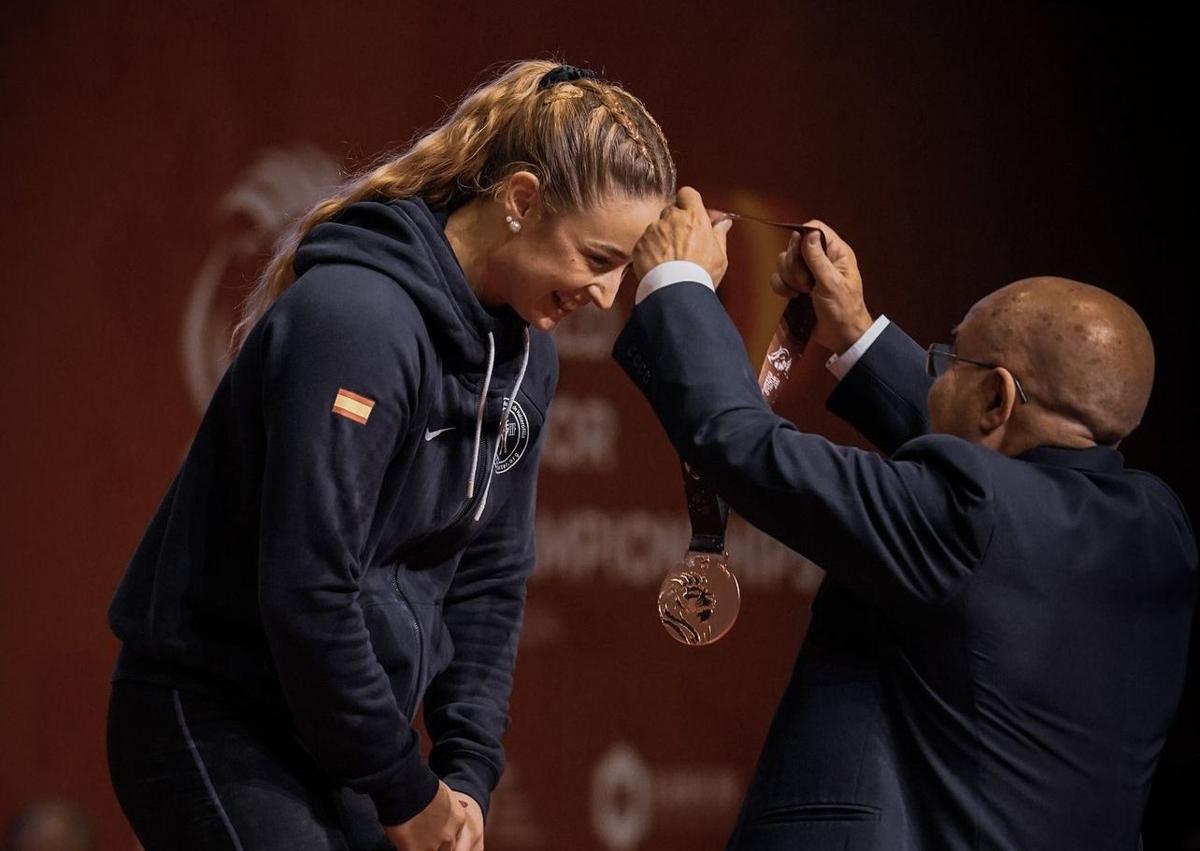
left=106, top=60, right=676, bottom=851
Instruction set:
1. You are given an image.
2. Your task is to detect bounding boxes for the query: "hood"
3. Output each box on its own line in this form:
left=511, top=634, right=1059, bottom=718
left=293, top=195, right=525, bottom=369
left=294, top=195, right=534, bottom=510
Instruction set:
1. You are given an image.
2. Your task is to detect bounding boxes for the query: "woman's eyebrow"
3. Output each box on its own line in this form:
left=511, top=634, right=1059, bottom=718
left=587, top=241, right=629, bottom=261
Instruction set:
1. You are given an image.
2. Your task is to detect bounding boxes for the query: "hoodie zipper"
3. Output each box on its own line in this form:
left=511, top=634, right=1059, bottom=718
left=386, top=330, right=528, bottom=717
left=389, top=428, right=492, bottom=720
left=390, top=573, right=426, bottom=720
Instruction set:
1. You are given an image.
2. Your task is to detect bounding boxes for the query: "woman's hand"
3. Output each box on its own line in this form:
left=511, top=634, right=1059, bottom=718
left=384, top=780, right=465, bottom=851
left=450, top=791, right=485, bottom=851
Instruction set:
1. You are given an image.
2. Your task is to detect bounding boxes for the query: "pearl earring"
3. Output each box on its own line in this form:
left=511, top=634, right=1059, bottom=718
left=506, top=215, right=522, bottom=233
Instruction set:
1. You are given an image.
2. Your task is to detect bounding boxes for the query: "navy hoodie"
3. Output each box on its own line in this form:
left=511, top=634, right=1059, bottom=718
left=108, top=196, right=557, bottom=824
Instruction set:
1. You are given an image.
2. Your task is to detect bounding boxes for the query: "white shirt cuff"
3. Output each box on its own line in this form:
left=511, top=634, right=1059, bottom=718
left=825, top=315, right=890, bottom=380
left=635, top=261, right=714, bottom=304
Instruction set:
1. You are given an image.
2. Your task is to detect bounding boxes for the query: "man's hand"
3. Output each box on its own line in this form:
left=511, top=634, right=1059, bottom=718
left=450, top=791, right=485, bottom=851
left=633, top=186, right=733, bottom=286
left=769, top=219, right=873, bottom=354
left=384, top=780, right=465, bottom=851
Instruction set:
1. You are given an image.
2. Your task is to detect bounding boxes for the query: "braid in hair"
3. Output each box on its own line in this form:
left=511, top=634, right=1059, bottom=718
left=593, top=86, right=656, bottom=177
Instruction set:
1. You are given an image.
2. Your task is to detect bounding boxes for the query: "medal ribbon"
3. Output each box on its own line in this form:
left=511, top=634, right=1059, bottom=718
left=679, top=227, right=825, bottom=555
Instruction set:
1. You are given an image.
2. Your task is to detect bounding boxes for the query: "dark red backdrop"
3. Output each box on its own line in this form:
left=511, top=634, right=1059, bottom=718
left=2, top=4, right=1194, bottom=849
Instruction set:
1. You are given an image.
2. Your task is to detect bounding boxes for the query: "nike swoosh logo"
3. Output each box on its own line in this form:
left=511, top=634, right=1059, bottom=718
left=425, top=426, right=455, bottom=441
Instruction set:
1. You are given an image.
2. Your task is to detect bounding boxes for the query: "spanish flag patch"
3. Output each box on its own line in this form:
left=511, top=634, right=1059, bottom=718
left=332, top=388, right=375, bottom=425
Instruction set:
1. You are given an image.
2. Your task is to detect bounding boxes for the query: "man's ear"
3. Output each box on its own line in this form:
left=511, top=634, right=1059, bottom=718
left=979, top=368, right=1019, bottom=434
left=502, top=171, right=541, bottom=223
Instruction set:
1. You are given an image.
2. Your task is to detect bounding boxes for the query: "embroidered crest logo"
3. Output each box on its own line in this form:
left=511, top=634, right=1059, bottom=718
left=495, top=397, right=530, bottom=474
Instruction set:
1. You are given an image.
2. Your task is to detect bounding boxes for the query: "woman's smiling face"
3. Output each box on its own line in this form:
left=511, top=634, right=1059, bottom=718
left=489, top=190, right=668, bottom=331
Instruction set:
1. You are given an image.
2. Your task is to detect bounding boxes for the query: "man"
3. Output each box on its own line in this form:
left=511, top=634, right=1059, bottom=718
left=614, top=189, right=1197, bottom=849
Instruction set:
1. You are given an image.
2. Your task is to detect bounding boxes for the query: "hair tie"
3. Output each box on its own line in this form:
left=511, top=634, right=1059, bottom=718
left=538, top=64, right=597, bottom=90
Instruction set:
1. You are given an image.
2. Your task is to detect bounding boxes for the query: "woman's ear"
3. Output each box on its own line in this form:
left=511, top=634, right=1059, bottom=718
left=502, top=171, right=541, bottom=222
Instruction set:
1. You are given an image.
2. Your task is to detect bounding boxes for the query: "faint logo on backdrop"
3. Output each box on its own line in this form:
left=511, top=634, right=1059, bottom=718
left=542, top=306, right=624, bottom=473
left=590, top=742, right=740, bottom=851
left=540, top=393, right=619, bottom=472
left=180, top=144, right=342, bottom=411
left=552, top=305, right=624, bottom=362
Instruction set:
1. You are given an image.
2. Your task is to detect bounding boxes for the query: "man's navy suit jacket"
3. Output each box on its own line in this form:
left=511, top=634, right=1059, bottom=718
left=613, top=282, right=1197, bottom=850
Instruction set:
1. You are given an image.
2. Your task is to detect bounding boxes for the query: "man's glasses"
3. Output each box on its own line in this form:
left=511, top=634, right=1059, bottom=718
left=925, top=343, right=1029, bottom=403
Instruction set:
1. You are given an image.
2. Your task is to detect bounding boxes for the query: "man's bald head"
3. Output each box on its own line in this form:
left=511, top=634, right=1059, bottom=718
left=956, top=277, right=1154, bottom=445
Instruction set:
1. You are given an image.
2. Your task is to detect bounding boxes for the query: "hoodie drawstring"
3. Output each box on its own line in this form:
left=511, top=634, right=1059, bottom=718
left=466, top=332, right=496, bottom=500
left=474, top=328, right=531, bottom=521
